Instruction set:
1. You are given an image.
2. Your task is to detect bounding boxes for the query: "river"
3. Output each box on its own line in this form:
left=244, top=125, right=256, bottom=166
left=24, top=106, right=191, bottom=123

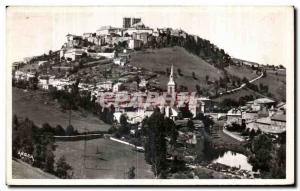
left=212, top=151, right=253, bottom=171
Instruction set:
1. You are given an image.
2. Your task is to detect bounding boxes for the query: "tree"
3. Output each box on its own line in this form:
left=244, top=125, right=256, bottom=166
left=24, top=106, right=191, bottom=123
left=205, top=75, right=209, bottom=83
left=81, top=52, right=87, bottom=58
left=170, top=156, right=187, bottom=173
left=164, top=117, right=178, bottom=150
left=55, top=156, right=73, bottom=179
left=13, top=114, right=19, bottom=131
left=119, top=114, right=130, bottom=135
left=195, top=113, right=214, bottom=134
left=41, top=123, right=55, bottom=135
left=271, top=145, right=286, bottom=178
left=54, top=125, right=65, bottom=136
left=249, top=134, right=272, bottom=172
left=192, top=72, right=197, bottom=79
left=262, top=70, right=267, bottom=77
left=195, top=84, right=201, bottom=95
left=249, top=129, right=256, bottom=139
left=179, top=103, right=193, bottom=119
left=177, top=68, right=182, bottom=76
left=66, top=125, right=75, bottom=136
left=166, top=68, right=170, bottom=76
left=187, top=119, right=194, bottom=131
left=242, top=77, right=249, bottom=84
left=28, top=75, right=39, bottom=90
left=127, top=166, right=135, bottom=179
left=143, top=109, right=167, bottom=178
left=44, top=144, right=55, bottom=173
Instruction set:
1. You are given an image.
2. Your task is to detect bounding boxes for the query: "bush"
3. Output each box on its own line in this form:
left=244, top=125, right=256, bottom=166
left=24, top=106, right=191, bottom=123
left=55, top=156, right=73, bottom=179
left=127, top=166, right=135, bottom=179
left=108, top=125, right=117, bottom=134
left=54, top=125, right=66, bottom=136
left=65, top=125, right=75, bottom=136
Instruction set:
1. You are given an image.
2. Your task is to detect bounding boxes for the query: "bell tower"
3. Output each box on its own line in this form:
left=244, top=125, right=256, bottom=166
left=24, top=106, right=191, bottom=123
left=167, top=64, right=176, bottom=96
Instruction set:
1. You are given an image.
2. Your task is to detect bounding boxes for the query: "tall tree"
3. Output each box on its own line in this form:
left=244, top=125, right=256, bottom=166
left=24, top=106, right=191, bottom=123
left=192, top=72, right=197, bottom=79
left=249, top=134, right=272, bottom=172
left=187, top=119, right=195, bottom=131
left=143, top=109, right=167, bottom=178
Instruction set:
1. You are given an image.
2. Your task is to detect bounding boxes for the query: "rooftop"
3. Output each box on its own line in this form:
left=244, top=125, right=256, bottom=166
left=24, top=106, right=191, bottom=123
left=271, top=114, right=286, bottom=122
left=254, top=98, right=275, bottom=104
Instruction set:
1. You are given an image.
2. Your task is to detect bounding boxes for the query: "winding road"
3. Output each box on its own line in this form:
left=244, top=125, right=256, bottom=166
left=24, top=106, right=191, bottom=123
left=219, top=72, right=264, bottom=95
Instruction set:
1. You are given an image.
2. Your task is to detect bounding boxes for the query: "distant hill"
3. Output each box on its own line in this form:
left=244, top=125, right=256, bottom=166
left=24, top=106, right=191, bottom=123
left=130, top=46, right=285, bottom=102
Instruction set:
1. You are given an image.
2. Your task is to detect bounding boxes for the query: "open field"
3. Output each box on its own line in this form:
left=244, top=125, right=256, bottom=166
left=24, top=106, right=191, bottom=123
left=12, top=159, right=57, bottom=179
left=225, top=65, right=259, bottom=80
left=253, top=70, right=286, bottom=101
left=54, top=138, right=154, bottom=179
left=130, top=46, right=224, bottom=91
left=12, top=88, right=110, bottom=133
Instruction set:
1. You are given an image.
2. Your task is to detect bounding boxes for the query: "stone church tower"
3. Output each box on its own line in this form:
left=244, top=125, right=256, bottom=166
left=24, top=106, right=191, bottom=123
left=167, top=64, right=176, bottom=96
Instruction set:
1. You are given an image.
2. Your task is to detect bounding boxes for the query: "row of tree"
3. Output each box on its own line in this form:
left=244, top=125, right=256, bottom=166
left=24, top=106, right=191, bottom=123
left=48, top=83, right=115, bottom=124
left=12, top=115, right=73, bottom=178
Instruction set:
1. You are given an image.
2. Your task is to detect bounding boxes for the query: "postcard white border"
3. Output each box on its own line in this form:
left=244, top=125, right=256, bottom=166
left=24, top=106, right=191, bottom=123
left=5, top=5, right=295, bottom=186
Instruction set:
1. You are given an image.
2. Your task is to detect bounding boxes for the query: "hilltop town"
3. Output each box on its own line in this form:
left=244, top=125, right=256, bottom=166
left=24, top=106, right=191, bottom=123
left=12, top=17, right=286, bottom=179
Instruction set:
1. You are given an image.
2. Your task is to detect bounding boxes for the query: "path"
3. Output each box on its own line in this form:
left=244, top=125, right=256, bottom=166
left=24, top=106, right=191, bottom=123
left=219, top=72, right=264, bottom=95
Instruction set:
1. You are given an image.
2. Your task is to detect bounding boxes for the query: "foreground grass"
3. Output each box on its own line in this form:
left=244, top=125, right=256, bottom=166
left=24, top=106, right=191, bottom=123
left=12, top=159, right=57, bottom=179
left=54, top=138, right=154, bottom=179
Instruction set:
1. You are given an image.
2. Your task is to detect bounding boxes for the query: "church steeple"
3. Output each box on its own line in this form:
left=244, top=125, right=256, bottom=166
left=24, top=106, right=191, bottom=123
left=167, top=64, right=176, bottom=96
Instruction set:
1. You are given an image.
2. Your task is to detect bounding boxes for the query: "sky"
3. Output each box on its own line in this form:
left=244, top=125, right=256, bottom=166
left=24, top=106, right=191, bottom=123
left=6, top=6, right=294, bottom=66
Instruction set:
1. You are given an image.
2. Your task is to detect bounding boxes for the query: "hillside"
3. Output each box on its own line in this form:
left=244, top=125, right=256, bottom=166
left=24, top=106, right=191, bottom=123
left=12, top=159, right=57, bottom=179
left=252, top=69, right=286, bottom=101
left=130, top=46, right=286, bottom=102
left=130, top=46, right=224, bottom=92
left=12, top=88, right=110, bottom=133
left=212, top=69, right=286, bottom=103
left=225, top=65, right=259, bottom=80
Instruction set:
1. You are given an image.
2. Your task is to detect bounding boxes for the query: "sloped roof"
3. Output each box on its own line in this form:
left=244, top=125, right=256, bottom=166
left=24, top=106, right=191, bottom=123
left=276, top=102, right=286, bottom=108
left=271, top=114, right=286, bottom=122
left=254, top=98, right=275, bottom=104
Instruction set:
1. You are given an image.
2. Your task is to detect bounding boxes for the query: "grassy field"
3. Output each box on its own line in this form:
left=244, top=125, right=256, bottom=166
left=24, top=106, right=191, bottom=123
left=54, top=138, right=154, bottom=179
left=130, top=46, right=224, bottom=91
left=252, top=69, right=286, bottom=101
left=211, top=88, right=263, bottom=103
left=12, top=88, right=110, bottom=133
left=12, top=159, right=57, bottom=179
left=212, top=69, right=286, bottom=102
left=225, top=65, right=259, bottom=80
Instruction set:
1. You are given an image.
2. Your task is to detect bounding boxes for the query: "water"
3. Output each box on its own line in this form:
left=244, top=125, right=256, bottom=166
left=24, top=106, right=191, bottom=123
left=212, top=151, right=253, bottom=171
